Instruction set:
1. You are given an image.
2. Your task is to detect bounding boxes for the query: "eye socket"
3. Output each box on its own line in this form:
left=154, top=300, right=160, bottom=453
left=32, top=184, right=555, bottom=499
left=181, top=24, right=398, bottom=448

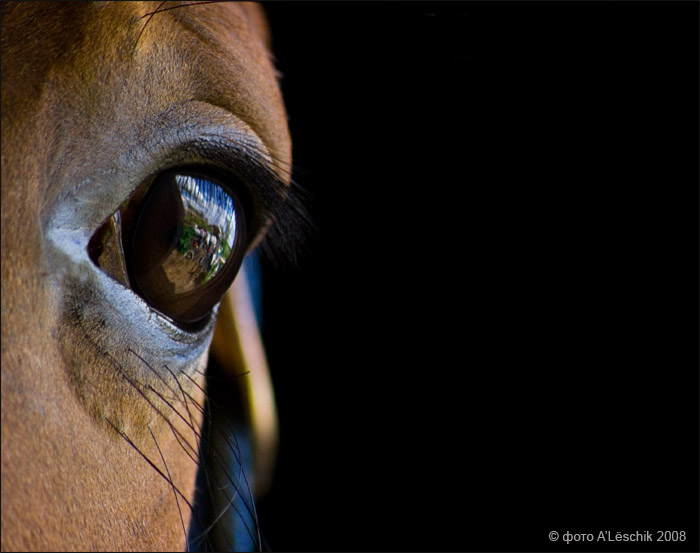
left=89, top=169, right=250, bottom=328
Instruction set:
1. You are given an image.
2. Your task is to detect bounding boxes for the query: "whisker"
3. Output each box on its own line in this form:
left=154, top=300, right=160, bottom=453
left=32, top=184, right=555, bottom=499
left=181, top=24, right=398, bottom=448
left=124, top=327, right=266, bottom=550
left=110, top=354, right=201, bottom=468
left=192, top=370, right=237, bottom=550
left=163, top=364, right=202, bottom=452
left=135, top=0, right=168, bottom=48
left=129, top=354, right=202, bottom=437
left=197, top=430, right=260, bottom=550
left=182, top=388, right=207, bottom=416
left=135, top=1, right=226, bottom=49
left=192, top=475, right=241, bottom=543
left=186, top=359, right=265, bottom=551
left=198, top=393, right=262, bottom=547
left=108, top=359, right=245, bottom=550
left=129, top=348, right=181, bottom=398
left=105, top=418, right=194, bottom=511
left=148, top=425, right=189, bottom=551
left=183, top=369, right=208, bottom=398
left=140, top=0, right=222, bottom=19
left=188, top=407, right=240, bottom=551
left=161, top=407, right=201, bottom=465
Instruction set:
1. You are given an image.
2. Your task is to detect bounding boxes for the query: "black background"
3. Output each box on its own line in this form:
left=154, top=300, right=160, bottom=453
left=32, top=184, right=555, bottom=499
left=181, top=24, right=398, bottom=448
left=256, top=3, right=698, bottom=552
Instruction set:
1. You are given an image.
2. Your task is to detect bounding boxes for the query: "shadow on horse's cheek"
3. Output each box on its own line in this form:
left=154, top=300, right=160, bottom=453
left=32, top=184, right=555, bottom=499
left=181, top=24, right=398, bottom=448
left=55, top=267, right=212, bottom=447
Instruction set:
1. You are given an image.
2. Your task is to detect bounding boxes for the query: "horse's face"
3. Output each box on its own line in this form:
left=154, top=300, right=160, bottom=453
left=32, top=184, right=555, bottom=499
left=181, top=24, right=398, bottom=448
left=1, top=2, right=290, bottom=550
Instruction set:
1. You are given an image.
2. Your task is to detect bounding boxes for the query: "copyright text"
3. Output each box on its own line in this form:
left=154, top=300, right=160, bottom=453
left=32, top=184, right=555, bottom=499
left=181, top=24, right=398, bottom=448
left=548, top=530, right=686, bottom=543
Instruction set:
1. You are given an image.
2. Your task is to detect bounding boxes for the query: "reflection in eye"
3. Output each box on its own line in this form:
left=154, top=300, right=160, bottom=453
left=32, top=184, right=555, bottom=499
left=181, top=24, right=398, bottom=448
left=89, top=169, right=249, bottom=327
left=167, top=175, right=238, bottom=292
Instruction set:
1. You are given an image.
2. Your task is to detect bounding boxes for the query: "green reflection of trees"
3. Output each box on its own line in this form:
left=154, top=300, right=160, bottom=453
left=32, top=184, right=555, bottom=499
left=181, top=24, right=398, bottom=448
left=177, top=225, right=197, bottom=254
left=176, top=214, right=209, bottom=254
left=175, top=213, right=231, bottom=284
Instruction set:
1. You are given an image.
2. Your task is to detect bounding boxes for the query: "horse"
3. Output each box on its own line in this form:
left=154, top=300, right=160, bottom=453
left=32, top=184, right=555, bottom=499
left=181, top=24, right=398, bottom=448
left=1, top=2, right=297, bottom=550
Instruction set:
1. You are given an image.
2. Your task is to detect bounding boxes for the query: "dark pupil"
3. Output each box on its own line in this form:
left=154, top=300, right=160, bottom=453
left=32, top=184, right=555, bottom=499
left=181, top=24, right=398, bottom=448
left=130, top=172, right=246, bottom=324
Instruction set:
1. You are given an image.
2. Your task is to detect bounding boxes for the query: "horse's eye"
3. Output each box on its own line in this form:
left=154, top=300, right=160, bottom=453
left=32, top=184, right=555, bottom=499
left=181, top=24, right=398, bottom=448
left=89, top=170, right=248, bottom=327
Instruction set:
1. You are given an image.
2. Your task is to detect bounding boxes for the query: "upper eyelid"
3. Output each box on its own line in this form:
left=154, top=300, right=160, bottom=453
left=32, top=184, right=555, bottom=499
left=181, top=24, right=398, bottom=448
left=144, top=100, right=293, bottom=236
left=44, top=101, right=293, bottom=264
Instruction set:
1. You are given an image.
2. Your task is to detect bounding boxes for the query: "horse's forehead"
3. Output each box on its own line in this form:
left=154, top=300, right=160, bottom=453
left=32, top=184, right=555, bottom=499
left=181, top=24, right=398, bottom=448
left=2, top=2, right=271, bottom=72
left=2, top=1, right=290, bottom=173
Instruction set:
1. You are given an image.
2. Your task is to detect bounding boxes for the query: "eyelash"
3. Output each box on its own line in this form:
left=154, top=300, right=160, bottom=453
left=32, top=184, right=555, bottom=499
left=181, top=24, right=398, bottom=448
left=257, top=176, right=314, bottom=268
left=206, top=140, right=313, bottom=268
left=169, top=137, right=310, bottom=262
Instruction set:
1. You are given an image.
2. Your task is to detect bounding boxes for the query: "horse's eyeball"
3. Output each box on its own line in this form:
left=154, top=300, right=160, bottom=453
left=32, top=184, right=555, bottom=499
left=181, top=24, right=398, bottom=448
left=128, top=171, right=248, bottom=325
left=88, top=170, right=249, bottom=329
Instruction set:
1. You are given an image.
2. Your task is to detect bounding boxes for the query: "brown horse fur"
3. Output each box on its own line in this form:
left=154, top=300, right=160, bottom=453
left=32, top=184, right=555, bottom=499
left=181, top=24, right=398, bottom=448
left=1, top=2, right=291, bottom=550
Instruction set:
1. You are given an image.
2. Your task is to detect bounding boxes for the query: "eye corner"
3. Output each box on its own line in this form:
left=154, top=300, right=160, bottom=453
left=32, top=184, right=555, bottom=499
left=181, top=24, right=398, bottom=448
left=87, top=211, right=131, bottom=288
